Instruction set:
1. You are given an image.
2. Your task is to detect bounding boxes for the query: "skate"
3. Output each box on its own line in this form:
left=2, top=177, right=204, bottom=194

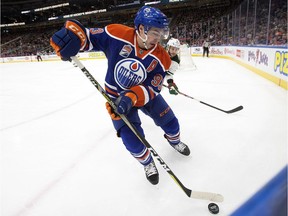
left=164, top=134, right=190, bottom=156
left=170, top=141, right=190, bottom=156
left=144, top=160, right=159, bottom=185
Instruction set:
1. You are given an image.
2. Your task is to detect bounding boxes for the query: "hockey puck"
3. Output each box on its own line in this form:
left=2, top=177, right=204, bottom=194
left=208, top=203, right=219, bottom=214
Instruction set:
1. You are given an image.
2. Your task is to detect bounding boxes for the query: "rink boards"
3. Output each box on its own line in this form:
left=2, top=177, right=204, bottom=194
left=190, top=46, right=287, bottom=89
left=1, top=45, right=287, bottom=89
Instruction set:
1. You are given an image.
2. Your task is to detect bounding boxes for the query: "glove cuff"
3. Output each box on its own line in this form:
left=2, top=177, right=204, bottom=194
left=125, top=92, right=137, bottom=106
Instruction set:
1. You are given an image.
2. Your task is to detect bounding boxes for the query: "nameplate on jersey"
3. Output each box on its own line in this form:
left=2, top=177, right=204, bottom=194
left=90, top=28, right=104, bottom=35
left=114, top=58, right=147, bottom=89
left=119, top=45, right=132, bottom=58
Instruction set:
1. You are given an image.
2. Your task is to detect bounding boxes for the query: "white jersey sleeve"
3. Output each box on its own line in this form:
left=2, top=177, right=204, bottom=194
left=166, top=60, right=179, bottom=80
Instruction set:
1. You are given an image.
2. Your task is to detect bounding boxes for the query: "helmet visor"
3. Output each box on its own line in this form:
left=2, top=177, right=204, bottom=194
left=146, top=26, right=170, bottom=40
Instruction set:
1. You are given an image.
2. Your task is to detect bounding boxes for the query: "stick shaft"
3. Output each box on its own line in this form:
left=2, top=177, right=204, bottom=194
left=163, top=84, right=243, bottom=114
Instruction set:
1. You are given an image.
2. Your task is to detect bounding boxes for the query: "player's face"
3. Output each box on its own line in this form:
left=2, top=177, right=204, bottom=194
left=168, top=46, right=179, bottom=57
left=145, top=27, right=166, bottom=49
left=137, top=26, right=167, bottom=49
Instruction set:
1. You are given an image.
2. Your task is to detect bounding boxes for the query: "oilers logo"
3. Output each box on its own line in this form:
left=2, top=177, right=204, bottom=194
left=114, top=58, right=147, bottom=89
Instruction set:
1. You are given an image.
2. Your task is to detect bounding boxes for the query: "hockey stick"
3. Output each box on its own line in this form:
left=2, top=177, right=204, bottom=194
left=71, top=56, right=224, bottom=202
left=163, top=84, right=243, bottom=114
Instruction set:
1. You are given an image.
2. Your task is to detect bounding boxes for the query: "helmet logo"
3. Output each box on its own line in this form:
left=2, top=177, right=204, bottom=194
left=143, top=7, right=151, bottom=15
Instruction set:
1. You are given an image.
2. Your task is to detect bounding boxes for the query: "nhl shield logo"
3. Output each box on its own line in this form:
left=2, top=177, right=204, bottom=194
left=114, top=58, right=147, bottom=89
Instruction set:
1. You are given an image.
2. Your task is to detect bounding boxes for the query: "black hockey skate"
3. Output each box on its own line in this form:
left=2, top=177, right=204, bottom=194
left=164, top=135, right=190, bottom=156
left=144, top=160, right=159, bottom=185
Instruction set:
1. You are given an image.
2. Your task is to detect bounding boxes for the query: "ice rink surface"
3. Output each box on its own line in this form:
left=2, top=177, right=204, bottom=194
left=1, top=56, right=287, bottom=216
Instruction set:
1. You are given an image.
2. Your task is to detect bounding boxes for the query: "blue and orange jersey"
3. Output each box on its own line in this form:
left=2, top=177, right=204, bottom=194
left=84, top=24, right=171, bottom=107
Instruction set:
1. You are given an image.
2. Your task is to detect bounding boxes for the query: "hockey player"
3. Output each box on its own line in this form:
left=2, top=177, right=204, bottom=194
left=50, top=6, right=190, bottom=186
left=166, top=38, right=181, bottom=95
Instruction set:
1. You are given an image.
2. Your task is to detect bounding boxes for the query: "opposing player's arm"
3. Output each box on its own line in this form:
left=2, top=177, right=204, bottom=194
left=166, top=59, right=180, bottom=95
left=166, top=60, right=179, bottom=80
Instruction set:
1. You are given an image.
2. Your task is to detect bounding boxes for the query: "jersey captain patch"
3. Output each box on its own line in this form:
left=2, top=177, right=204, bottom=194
left=114, top=58, right=147, bottom=89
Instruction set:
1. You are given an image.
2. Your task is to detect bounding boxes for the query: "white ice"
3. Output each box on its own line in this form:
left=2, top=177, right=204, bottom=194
left=0, top=56, right=287, bottom=216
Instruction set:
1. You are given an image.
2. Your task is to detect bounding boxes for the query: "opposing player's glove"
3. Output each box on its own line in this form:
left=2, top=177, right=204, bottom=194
left=105, top=102, right=121, bottom=120
left=50, top=20, right=88, bottom=61
left=167, top=79, right=179, bottom=95
left=115, top=91, right=137, bottom=115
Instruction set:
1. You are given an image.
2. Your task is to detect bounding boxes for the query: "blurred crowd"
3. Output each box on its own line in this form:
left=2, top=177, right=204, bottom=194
left=1, top=29, right=54, bottom=57
left=1, top=0, right=287, bottom=57
left=170, top=0, right=287, bottom=47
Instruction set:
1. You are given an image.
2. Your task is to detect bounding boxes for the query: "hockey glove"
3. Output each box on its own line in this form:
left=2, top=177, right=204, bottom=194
left=105, top=102, right=121, bottom=120
left=115, top=91, right=137, bottom=115
left=167, top=79, right=179, bottom=95
left=50, top=20, right=88, bottom=61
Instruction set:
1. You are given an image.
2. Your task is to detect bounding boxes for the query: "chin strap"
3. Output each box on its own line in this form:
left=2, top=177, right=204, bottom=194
left=136, top=30, right=148, bottom=50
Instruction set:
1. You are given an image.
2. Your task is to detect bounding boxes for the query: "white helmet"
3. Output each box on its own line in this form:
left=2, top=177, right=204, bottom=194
left=167, top=38, right=180, bottom=49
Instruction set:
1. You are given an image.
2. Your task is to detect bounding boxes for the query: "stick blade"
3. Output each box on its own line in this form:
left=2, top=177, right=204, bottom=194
left=191, top=191, right=224, bottom=202
left=226, top=105, right=243, bottom=114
